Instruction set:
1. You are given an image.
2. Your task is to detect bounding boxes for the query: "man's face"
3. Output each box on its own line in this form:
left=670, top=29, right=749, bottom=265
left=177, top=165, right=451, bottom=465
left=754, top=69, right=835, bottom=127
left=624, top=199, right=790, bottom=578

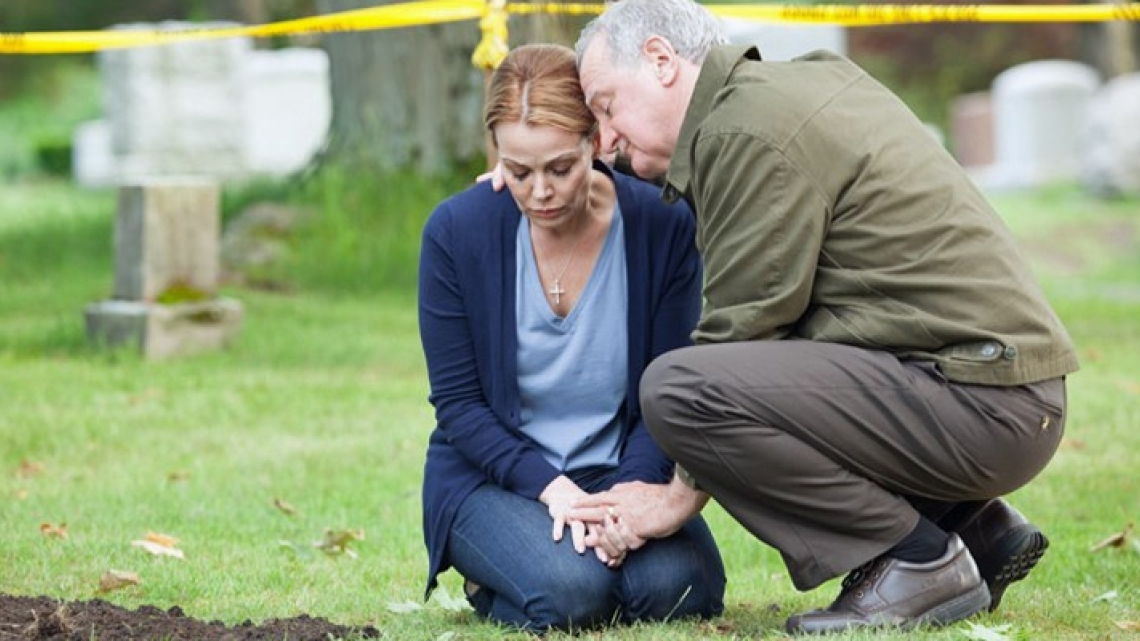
left=579, top=37, right=677, bottom=181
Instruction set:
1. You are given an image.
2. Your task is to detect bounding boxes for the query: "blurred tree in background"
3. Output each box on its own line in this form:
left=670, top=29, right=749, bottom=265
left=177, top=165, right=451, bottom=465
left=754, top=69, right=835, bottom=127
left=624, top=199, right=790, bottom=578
left=314, top=0, right=586, bottom=175
left=314, top=0, right=485, bottom=175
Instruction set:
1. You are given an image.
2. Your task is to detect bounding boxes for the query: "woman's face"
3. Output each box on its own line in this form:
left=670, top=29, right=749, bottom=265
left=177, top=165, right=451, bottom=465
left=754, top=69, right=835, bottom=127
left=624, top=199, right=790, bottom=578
left=494, top=120, right=593, bottom=232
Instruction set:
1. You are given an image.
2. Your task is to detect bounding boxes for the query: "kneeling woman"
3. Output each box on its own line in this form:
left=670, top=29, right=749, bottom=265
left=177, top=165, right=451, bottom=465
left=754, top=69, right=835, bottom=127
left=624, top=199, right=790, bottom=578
left=417, top=44, right=725, bottom=632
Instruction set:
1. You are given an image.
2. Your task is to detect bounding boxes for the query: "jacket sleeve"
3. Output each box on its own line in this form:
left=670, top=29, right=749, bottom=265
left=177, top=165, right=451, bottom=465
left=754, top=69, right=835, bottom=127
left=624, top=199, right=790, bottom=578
left=691, top=131, right=828, bottom=344
left=418, top=202, right=561, bottom=499
left=616, top=202, right=703, bottom=484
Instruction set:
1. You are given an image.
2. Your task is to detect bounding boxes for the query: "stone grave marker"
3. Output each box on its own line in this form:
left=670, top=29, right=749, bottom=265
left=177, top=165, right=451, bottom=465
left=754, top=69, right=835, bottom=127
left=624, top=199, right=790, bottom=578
left=84, top=178, right=243, bottom=359
left=1082, top=72, right=1140, bottom=198
left=950, top=91, right=995, bottom=169
left=990, top=60, right=1100, bottom=188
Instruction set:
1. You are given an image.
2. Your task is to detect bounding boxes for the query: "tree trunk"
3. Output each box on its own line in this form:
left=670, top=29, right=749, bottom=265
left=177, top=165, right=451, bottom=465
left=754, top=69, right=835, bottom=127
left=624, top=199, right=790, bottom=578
left=1103, top=20, right=1137, bottom=77
left=316, top=0, right=485, bottom=174
left=204, top=0, right=272, bottom=25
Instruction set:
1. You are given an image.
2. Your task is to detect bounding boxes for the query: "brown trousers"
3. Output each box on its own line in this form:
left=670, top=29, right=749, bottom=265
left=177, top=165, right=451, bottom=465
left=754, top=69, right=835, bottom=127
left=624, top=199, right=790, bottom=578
left=640, top=340, right=1066, bottom=591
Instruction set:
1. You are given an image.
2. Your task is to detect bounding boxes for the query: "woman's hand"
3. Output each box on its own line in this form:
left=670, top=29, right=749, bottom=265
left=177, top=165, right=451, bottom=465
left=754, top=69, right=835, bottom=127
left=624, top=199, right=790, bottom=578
left=585, top=512, right=630, bottom=568
left=539, top=475, right=590, bottom=553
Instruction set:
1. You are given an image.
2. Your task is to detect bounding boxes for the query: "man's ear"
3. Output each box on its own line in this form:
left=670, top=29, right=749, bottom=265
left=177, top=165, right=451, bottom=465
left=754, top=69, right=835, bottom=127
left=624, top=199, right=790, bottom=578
left=642, top=35, right=679, bottom=86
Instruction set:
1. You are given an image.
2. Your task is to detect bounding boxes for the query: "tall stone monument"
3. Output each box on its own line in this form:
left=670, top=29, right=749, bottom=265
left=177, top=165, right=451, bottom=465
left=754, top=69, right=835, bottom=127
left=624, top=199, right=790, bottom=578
left=84, top=178, right=243, bottom=359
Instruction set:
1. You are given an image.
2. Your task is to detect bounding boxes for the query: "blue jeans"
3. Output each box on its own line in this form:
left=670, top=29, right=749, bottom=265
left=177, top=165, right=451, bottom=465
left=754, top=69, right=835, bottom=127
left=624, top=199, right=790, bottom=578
left=447, top=468, right=726, bottom=632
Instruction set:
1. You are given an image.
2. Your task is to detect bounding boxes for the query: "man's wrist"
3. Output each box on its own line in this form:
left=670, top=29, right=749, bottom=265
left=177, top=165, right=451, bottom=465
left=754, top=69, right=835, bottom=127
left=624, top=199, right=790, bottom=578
left=675, top=464, right=700, bottom=490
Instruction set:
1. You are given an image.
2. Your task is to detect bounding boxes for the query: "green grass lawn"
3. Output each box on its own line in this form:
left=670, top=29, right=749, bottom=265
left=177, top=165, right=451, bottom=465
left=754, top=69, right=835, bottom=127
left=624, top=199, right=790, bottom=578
left=1, top=177, right=1138, bottom=640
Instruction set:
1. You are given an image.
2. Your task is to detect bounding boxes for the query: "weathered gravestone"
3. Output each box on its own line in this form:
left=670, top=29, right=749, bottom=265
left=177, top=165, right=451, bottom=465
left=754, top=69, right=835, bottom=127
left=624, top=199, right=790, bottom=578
left=242, top=48, right=331, bottom=176
left=100, top=23, right=250, bottom=181
left=950, top=91, right=995, bottom=169
left=990, top=60, right=1100, bottom=188
left=1082, top=72, right=1140, bottom=198
left=84, top=179, right=243, bottom=359
left=723, top=19, right=847, bottom=60
left=72, top=23, right=331, bottom=187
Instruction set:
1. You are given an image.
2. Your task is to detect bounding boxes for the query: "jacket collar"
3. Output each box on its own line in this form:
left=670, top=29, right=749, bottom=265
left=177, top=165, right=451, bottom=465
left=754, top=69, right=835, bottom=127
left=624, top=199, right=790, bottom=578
left=663, top=45, right=762, bottom=203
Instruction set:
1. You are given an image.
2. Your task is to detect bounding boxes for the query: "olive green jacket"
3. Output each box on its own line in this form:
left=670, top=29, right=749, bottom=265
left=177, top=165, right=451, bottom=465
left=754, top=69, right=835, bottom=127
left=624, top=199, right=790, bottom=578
left=663, top=46, right=1078, bottom=385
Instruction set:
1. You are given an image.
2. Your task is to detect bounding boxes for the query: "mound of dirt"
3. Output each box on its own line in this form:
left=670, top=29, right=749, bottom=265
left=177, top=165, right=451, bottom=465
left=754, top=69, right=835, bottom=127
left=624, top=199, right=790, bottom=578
left=0, top=594, right=380, bottom=640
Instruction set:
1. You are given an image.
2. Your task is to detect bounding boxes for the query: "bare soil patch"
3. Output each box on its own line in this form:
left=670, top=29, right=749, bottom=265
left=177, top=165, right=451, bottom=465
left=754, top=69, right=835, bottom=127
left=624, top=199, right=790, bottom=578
left=0, top=594, right=379, bottom=640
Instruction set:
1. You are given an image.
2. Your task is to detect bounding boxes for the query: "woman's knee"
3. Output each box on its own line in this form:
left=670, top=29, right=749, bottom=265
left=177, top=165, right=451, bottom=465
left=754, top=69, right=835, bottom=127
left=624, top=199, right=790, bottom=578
left=514, top=574, right=619, bottom=631
left=622, top=562, right=725, bottom=622
left=621, top=535, right=726, bottom=622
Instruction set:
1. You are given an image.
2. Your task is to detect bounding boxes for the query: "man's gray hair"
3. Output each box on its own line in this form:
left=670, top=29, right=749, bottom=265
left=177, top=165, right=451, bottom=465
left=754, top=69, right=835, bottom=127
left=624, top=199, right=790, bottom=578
left=575, top=0, right=729, bottom=67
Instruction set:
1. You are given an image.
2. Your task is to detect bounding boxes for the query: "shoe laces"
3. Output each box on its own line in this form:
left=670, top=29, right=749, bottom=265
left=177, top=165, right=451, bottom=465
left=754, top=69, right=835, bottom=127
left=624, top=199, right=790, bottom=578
left=839, top=560, right=878, bottom=596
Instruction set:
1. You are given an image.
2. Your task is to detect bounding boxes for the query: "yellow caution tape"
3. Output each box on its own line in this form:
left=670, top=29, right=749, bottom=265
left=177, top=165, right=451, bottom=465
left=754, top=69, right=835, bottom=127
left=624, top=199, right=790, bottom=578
left=709, top=3, right=1140, bottom=25
left=2, top=1, right=1138, bottom=55
left=472, top=0, right=509, bottom=70
left=0, top=0, right=484, bottom=54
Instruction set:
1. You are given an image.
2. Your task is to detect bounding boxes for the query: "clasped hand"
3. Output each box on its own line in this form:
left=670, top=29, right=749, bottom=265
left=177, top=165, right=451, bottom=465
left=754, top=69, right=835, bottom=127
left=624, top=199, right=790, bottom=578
left=539, top=475, right=634, bottom=568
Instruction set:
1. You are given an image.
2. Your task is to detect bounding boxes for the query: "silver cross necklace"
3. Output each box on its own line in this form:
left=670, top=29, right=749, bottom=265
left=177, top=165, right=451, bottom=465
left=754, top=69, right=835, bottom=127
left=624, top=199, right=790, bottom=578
left=533, top=224, right=587, bottom=306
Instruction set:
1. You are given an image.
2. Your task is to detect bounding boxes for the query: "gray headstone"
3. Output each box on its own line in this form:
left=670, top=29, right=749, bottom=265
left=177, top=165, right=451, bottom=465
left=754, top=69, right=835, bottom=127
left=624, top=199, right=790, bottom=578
left=99, top=22, right=251, bottom=180
left=1081, top=72, right=1140, bottom=197
left=85, top=178, right=243, bottom=359
left=113, top=179, right=221, bottom=302
left=73, top=119, right=115, bottom=187
left=242, top=48, right=331, bottom=175
left=950, top=92, right=995, bottom=169
left=991, top=60, right=1100, bottom=188
left=723, top=19, right=847, bottom=60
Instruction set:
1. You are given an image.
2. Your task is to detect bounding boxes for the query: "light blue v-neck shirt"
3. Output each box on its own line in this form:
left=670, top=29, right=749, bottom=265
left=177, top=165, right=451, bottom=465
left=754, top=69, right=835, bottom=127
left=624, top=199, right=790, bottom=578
left=515, top=208, right=628, bottom=472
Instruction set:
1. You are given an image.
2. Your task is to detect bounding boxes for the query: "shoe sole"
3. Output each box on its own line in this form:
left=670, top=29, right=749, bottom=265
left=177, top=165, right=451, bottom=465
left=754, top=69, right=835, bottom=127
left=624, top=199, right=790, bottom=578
left=786, top=582, right=992, bottom=634
left=922, top=581, right=992, bottom=628
left=974, top=525, right=1049, bottom=611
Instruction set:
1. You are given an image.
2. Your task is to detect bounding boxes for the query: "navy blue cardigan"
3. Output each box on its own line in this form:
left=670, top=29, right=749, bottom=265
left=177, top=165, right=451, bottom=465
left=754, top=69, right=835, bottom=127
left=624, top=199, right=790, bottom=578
left=417, top=164, right=701, bottom=597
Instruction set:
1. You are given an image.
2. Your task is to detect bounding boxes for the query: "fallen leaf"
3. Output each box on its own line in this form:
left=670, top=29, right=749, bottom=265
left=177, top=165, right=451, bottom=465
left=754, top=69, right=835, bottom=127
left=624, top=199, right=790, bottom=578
left=432, top=587, right=470, bottom=612
left=1115, top=621, right=1140, bottom=631
left=386, top=601, right=423, bottom=614
left=273, top=498, right=297, bottom=516
left=167, top=471, right=190, bottom=482
left=143, top=532, right=178, bottom=547
left=131, top=532, right=184, bottom=559
left=314, top=528, right=364, bottom=558
left=1083, top=347, right=1101, bottom=362
left=40, top=522, right=68, bottom=539
left=1092, top=590, right=1119, bottom=603
left=16, top=459, right=44, bottom=478
left=959, top=621, right=1014, bottom=641
left=700, top=621, right=736, bottom=635
left=1090, top=523, right=1135, bottom=553
left=15, top=489, right=28, bottom=500
left=98, top=570, right=140, bottom=593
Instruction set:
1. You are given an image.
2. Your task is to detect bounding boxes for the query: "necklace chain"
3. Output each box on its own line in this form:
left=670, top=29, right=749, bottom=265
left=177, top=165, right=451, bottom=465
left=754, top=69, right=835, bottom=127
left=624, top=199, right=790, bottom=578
left=533, top=223, right=587, bottom=307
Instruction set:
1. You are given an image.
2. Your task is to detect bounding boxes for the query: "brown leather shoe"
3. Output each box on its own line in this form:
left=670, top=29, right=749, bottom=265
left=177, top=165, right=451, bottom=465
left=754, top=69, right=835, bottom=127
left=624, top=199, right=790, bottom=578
left=785, top=534, right=990, bottom=635
left=953, top=499, right=1048, bottom=611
